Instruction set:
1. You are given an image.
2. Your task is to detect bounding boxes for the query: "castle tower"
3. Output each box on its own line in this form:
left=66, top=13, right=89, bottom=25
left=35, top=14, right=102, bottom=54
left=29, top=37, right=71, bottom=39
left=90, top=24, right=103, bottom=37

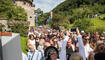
left=13, top=0, right=35, bottom=26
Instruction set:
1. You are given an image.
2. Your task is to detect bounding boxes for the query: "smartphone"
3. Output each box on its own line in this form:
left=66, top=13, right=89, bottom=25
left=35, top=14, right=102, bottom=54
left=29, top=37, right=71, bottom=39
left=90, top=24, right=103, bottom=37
left=70, top=28, right=76, bottom=32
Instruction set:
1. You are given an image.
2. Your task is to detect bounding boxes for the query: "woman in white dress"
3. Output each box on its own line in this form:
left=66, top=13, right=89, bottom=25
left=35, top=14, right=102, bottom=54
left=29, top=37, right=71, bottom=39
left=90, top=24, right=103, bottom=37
left=27, top=34, right=36, bottom=60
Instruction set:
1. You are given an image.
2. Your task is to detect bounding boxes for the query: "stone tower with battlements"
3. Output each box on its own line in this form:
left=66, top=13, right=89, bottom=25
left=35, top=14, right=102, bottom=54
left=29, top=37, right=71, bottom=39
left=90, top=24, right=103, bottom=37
left=13, top=0, right=35, bottom=26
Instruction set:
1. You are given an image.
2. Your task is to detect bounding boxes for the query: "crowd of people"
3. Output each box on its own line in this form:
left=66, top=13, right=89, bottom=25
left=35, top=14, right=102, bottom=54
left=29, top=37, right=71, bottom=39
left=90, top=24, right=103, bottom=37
left=23, top=27, right=105, bottom=60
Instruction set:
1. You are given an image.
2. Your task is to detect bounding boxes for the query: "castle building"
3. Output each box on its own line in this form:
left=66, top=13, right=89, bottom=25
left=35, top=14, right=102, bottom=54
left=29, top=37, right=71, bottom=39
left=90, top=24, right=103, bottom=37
left=13, top=0, right=35, bottom=26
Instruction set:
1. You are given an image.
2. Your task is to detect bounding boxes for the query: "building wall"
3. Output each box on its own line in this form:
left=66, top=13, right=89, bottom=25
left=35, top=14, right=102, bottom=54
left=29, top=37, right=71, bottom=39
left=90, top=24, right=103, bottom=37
left=15, top=1, right=35, bottom=26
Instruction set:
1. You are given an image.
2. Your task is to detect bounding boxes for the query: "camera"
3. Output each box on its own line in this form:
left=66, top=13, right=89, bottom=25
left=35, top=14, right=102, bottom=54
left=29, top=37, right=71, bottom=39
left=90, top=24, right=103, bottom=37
left=70, top=28, right=76, bottom=32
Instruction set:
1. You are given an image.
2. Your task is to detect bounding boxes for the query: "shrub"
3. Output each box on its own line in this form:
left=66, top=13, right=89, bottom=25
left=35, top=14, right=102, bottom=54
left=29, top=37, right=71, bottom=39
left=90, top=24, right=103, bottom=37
left=9, top=23, right=29, bottom=37
left=86, top=26, right=105, bottom=34
left=50, top=14, right=70, bottom=29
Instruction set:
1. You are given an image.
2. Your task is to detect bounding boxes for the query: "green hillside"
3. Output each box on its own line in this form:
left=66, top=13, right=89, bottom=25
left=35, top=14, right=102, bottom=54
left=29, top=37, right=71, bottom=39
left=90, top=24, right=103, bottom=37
left=50, top=0, right=105, bottom=33
left=53, top=0, right=105, bottom=14
left=86, top=17, right=105, bottom=33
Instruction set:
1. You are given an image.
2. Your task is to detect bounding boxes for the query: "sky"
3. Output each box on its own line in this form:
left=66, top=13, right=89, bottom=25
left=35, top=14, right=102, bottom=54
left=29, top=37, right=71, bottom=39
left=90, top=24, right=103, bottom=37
left=33, top=0, right=65, bottom=13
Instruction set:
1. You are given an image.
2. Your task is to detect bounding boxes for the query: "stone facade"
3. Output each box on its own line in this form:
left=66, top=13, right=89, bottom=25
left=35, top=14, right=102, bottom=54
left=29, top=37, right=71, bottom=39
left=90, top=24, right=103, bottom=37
left=0, top=18, right=8, bottom=32
left=15, top=1, right=35, bottom=26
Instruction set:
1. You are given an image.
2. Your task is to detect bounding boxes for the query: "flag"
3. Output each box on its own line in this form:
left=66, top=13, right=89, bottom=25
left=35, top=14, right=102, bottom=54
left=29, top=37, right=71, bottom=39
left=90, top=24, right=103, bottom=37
left=46, top=16, right=50, bottom=24
left=50, top=11, right=53, bottom=19
left=35, top=13, right=38, bottom=25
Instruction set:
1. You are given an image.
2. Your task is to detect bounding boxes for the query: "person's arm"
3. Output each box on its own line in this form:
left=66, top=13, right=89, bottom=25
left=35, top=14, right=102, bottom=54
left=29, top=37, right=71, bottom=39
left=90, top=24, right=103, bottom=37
left=76, top=28, right=86, bottom=60
left=60, top=35, right=69, bottom=60
left=27, top=40, right=31, bottom=48
left=27, top=40, right=35, bottom=52
left=77, top=35, right=84, bottom=50
left=76, top=28, right=84, bottom=49
left=76, top=28, right=80, bottom=36
left=61, top=36, right=69, bottom=49
left=50, top=38, right=53, bottom=46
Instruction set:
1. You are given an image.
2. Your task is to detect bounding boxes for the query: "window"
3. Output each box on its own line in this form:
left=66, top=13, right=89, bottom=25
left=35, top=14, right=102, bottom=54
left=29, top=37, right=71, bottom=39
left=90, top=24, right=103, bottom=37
left=30, top=16, right=32, bottom=18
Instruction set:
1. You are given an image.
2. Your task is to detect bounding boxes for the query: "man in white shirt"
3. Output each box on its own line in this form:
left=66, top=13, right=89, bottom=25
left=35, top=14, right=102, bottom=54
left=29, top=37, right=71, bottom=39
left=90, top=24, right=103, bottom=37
left=77, top=28, right=93, bottom=60
left=60, top=30, right=69, bottom=60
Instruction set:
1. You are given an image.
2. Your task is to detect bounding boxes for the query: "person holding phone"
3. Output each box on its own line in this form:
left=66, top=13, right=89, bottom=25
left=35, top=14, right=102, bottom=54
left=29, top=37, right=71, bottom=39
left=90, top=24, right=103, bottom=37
left=76, top=28, right=93, bottom=60
left=60, top=30, right=75, bottom=60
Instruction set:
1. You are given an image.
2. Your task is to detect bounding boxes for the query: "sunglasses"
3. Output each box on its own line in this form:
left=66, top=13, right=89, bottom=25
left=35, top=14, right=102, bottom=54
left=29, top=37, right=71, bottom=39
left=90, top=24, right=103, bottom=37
left=100, top=39, right=104, bottom=40
left=84, top=39, right=88, bottom=40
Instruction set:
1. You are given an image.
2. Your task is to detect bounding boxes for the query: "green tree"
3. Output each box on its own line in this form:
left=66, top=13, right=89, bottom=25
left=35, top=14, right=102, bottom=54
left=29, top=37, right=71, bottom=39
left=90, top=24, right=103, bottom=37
left=50, top=14, right=70, bottom=29
left=73, top=18, right=93, bottom=30
left=35, top=8, right=49, bottom=25
left=9, top=23, right=29, bottom=37
left=0, top=0, right=27, bottom=21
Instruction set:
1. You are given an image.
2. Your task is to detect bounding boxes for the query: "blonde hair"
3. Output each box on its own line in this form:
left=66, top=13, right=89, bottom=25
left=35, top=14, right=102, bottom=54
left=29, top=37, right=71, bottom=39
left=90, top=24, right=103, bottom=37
left=69, top=53, right=83, bottom=60
left=94, top=43, right=105, bottom=53
left=39, top=39, right=45, bottom=46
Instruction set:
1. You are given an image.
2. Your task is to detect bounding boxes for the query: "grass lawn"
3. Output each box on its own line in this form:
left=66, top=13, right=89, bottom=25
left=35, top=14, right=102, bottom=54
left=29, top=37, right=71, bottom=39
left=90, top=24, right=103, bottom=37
left=70, top=15, right=105, bottom=33
left=100, top=14, right=105, bottom=18
left=20, top=36, right=28, bottom=54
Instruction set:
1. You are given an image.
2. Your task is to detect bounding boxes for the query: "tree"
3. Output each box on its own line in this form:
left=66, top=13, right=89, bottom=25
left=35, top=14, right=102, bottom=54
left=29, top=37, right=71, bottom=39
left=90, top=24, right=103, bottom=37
left=9, top=23, right=29, bottom=37
left=73, top=18, right=93, bottom=30
left=0, top=0, right=27, bottom=21
left=34, top=8, right=49, bottom=25
left=50, top=14, right=70, bottom=29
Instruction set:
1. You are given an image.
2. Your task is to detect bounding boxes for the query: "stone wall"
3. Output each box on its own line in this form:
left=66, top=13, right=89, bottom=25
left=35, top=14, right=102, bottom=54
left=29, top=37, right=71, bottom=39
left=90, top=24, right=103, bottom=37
left=15, top=1, right=35, bottom=26
left=0, top=19, right=8, bottom=31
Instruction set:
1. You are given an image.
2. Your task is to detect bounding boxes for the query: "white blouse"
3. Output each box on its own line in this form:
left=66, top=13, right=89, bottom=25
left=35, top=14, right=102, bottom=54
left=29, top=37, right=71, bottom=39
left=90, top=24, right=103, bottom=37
left=29, top=39, right=36, bottom=49
left=60, top=36, right=69, bottom=60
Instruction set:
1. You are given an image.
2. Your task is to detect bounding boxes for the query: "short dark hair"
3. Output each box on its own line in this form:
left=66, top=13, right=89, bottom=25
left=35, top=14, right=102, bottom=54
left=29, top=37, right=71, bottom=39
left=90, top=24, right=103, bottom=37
left=29, top=34, right=34, bottom=39
left=82, top=34, right=88, bottom=39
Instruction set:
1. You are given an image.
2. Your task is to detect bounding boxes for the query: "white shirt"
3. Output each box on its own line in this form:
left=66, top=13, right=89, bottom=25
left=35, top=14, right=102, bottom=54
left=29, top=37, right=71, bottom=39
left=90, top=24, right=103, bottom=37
left=77, top=35, right=93, bottom=59
left=60, top=36, right=69, bottom=60
left=71, top=44, right=75, bottom=51
left=27, top=51, right=33, bottom=60
left=58, top=41, right=62, bottom=47
left=37, top=45, right=44, bottom=57
left=22, top=52, right=28, bottom=60
left=27, top=50, right=41, bottom=60
left=29, top=39, right=36, bottom=50
left=84, top=44, right=93, bottom=58
left=29, top=39, right=35, bottom=45
left=28, top=32, right=34, bottom=36
left=32, top=50, right=42, bottom=60
left=77, top=35, right=86, bottom=60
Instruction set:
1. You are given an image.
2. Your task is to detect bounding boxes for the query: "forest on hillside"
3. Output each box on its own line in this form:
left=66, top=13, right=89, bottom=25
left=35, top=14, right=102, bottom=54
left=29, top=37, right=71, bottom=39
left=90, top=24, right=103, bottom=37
left=48, top=0, right=105, bottom=33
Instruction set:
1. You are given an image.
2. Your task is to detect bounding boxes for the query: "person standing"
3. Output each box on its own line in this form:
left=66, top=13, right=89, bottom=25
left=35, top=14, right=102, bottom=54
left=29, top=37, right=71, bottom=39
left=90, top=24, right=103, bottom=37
left=77, top=28, right=93, bottom=60
left=60, top=30, right=70, bottom=60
